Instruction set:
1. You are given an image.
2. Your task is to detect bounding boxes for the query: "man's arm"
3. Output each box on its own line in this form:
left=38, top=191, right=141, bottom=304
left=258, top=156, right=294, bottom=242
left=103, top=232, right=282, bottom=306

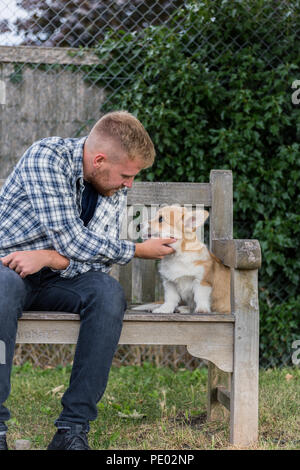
left=0, top=249, right=69, bottom=278
left=0, top=238, right=177, bottom=278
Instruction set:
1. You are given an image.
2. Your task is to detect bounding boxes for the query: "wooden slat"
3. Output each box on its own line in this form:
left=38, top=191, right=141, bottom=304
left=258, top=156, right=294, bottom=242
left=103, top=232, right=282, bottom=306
left=127, top=182, right=211, bottom=206
left=207, top=365, right=231, bottom=421
left=0, top=45, right=100, bottom=65
left=118, top=262, right=133, bottom=303
left=209, top=170, right=233, bottom=246
left=134, top=259, right=156, bottom=303
left=20, top=310, right=235, bottom=322
left=207, top=170, right=233, bottom=421
left=217, top=386, right=231, bottom=411
left=16, top=317, right=234, bottom=372
left=21, top=312, right=80, bottom=321
left=125, top=311, right=234, bottom=322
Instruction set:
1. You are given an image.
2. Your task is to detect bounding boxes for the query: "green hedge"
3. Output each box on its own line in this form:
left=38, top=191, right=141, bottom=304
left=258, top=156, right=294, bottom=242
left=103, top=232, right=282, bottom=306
left=89, top=0, right=300, bottom=367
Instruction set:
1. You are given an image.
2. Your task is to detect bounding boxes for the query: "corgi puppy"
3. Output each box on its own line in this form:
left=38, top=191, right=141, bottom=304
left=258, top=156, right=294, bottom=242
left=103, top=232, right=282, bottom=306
left=141, top=205, right=231, bottom=314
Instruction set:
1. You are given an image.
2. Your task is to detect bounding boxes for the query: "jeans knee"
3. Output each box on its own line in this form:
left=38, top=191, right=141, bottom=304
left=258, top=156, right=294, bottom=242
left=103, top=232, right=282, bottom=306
left=107, top=275, right=126, bottom=305
left=100, top=275, right=126, bottom=314
left=83, top=272, right=127, bottom=319
left=0, top=265, right=26, bottom=300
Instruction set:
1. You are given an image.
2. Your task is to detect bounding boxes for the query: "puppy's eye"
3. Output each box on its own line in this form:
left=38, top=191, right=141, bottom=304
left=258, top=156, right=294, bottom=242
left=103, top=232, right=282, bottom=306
left=158, top=216, right=163, bottom=223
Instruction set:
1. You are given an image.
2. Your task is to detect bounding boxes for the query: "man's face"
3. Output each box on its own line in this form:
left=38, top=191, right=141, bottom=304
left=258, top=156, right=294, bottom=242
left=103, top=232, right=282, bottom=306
left=89, top=154, right=144, bottom=197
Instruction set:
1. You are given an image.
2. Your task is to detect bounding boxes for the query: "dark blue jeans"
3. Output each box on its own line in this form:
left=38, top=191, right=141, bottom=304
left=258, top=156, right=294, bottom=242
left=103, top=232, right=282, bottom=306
left=0, top=262, right=127, bottom=433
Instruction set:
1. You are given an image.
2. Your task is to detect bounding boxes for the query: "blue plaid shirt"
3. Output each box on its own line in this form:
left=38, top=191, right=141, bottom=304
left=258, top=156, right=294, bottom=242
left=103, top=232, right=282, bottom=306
left=0, top=136, right=136, bottom=278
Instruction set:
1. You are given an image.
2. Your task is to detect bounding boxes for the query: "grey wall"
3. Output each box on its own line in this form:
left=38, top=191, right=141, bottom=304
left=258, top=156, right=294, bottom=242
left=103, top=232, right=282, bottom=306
left=0, top=62, right=105, bottom=179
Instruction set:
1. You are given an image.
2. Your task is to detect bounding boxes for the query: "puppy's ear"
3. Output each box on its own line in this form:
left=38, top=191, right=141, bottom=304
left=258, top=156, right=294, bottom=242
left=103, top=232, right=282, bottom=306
left=183, top=210, right=209, bottom=231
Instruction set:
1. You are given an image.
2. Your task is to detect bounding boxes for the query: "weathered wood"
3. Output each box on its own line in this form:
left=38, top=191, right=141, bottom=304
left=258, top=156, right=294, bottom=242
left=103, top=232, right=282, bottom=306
left=209, top=170, right=233, bottom=246
left=207, top=364, right=231, bottom=421
left=230, top=268, right=259, bottom=446
left=138, top=259, right=157, bottom=303
left=20, top=310, right=235, bottom=322
left=207, top=170, right=233, bottom=423
left=17, top=314, right=234, bottom=373
left=187, top=339, right=233, bottom=374
left=0, top=75, right=5, bottom=105
left=109, top=264, right=119, bottom=281
left=212, top=239, right=262, bottom=270
left=21, top=312, right=80, bottom=321
left=125, top=310, right=235, bottom=322
left=0, top=62, right=105, bottom=179
left=127, top=182, right=212, bottom=206
left=119, top=263, right=133, bottom=303
left=217, top=386, right=231, bottom=411
left=17, top=319, right=80, bottom=344
left=0, top=45, right=100, bottom=65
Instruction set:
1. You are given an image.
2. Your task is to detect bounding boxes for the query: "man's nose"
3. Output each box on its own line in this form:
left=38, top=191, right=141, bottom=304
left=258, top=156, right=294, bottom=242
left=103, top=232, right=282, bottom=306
left=123, top=177, right=134, bottom=188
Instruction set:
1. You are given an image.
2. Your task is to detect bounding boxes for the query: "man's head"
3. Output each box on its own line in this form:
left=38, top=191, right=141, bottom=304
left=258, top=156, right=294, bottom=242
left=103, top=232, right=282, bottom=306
left=83, top=110, right=155, bottom=196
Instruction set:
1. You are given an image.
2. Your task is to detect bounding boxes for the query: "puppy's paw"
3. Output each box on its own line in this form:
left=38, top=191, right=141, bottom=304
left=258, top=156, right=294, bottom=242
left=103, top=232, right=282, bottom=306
left=152, top=304, right=176, bottom=314
left=194, top=305, right=211, bottom=314
left=131, top=303, right=158, bottom=312
left=175, top=306, right=191, bottom=314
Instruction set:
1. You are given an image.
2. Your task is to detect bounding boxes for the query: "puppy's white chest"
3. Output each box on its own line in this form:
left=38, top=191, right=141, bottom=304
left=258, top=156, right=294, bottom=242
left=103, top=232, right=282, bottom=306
left=159, top=253, right=204, bottom=282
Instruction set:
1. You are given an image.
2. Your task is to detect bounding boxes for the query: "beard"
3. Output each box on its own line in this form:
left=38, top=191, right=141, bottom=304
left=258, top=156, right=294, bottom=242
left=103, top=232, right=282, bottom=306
left=89, top=167, right=123, bottom=197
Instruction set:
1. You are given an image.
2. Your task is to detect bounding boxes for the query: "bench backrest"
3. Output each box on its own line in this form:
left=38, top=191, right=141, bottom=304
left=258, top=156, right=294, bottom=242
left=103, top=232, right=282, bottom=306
left=118, top=171, right=232, bottom=303
left=0, top=170, right=233, bottom=303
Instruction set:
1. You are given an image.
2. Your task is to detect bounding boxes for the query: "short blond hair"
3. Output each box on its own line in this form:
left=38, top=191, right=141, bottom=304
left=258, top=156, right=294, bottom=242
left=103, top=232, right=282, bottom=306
left=89, top=110, right=155, bottom=166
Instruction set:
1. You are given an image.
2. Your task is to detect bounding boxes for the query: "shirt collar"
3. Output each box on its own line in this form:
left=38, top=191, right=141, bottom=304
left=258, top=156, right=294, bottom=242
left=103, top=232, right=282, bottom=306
left=73, top=136, right=87, bottom=181
left=103, top=186, right=128, bottom=206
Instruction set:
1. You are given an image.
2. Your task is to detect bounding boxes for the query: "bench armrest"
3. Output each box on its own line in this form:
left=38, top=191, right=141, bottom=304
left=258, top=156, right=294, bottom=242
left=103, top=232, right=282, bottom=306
left=211, top=239, right=261, bottom=270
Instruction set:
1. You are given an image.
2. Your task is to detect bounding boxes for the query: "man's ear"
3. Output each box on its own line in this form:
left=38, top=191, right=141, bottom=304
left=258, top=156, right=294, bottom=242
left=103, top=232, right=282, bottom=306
left=94, top=153, right=107, bottom=168
left=183, top=210, right=209, bottom=231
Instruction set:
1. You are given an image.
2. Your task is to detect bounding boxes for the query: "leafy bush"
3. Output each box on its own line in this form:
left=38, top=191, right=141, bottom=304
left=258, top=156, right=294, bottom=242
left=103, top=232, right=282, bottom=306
left=89, top=0, right=300, bottom=366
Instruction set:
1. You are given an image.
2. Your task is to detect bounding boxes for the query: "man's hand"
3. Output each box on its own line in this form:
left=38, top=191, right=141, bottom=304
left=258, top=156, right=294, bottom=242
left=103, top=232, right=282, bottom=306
left=134, top=238, right=177, bottom=260
left=0, top=250, right=70, bottom=278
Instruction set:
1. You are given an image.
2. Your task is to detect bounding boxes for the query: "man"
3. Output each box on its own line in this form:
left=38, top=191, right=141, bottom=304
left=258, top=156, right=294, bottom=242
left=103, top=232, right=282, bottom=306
left=0, top=110, right=176, bottom=450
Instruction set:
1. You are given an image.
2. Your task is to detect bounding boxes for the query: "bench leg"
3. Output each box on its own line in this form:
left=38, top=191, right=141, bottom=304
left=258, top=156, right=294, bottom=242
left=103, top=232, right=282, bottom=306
left=207, top=362, right=231, bottom=421
left=230, top=269, right=259, bottom=446
left=230, top=362, right=259, bottom=447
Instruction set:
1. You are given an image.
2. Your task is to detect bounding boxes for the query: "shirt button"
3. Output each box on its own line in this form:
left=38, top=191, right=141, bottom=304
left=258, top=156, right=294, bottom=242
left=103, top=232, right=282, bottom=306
left=104, top=225, right=108, bottom=231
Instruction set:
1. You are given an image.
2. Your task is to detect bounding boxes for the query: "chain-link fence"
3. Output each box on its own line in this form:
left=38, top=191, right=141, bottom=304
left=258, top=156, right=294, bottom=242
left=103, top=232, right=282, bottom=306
left=0, top=1, right=185, bottom=47
left=0, top=0, right=298, bottom=369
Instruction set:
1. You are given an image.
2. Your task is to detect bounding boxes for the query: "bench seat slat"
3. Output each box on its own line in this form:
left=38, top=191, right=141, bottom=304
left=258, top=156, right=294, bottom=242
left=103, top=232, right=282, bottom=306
left=125, top=311, right=234, bottom=322
left=20, top=310, right=234, bottom=322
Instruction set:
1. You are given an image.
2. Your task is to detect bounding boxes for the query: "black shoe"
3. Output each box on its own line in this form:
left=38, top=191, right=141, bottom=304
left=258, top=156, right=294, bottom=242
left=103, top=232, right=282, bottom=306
left=47, top=426, right=90, bottom=450
left=0, top=434, right=8, bottom=450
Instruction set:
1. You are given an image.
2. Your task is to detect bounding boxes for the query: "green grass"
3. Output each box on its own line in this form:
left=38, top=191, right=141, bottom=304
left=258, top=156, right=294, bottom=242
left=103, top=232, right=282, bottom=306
left=4, top=363, right=300, bottom=450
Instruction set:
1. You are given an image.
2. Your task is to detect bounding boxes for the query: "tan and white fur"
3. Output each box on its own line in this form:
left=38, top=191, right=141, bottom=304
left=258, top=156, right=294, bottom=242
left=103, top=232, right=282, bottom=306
left=141, top=205, right=231, bottom=314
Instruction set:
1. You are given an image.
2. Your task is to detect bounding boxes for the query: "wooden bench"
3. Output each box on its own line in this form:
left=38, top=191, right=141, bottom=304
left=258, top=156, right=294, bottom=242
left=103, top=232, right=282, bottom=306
left=1, top=170, right=261, bottom=446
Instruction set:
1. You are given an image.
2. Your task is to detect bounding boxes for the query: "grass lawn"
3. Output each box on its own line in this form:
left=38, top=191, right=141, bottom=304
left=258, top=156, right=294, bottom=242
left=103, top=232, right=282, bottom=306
left=4, top=363, right=300, bottom=450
